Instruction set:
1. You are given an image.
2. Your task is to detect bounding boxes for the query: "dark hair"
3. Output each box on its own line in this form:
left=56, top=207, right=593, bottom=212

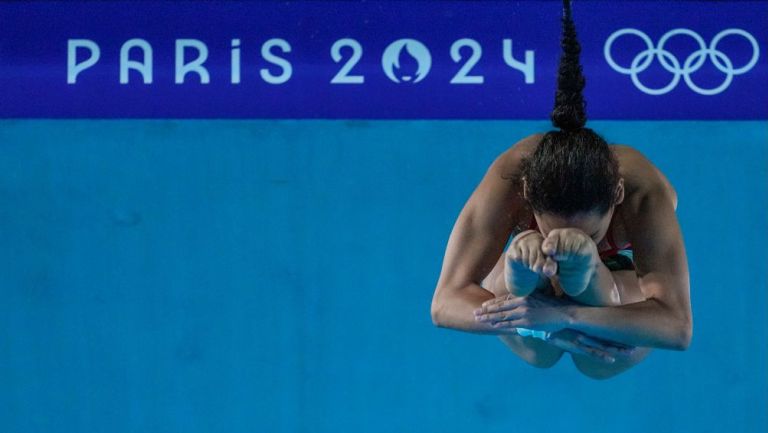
left=519, top=0, right=620, bottom=216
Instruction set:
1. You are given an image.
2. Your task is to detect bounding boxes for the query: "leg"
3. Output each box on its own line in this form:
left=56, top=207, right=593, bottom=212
left=481, top=252, right=564, bottom=369
left=569, top=270, right=653, bottom=379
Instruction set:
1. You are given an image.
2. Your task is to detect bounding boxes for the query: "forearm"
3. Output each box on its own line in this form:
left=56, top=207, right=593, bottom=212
left=432, top=284, right=505, bottom=335
left=565, top=297, right=691, bottom=350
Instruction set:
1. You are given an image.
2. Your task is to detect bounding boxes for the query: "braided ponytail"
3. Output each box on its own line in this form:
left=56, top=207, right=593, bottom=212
left=551, top=0, right=587, bottom=131
left=518, top=0, right=620, bottom=216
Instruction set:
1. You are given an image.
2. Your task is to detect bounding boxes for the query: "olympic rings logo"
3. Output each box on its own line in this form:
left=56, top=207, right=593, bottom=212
left=604, top=28, right=760, bottom=95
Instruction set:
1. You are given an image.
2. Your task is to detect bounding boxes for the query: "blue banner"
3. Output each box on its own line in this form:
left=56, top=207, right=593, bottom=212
left=0, top=0, right=766, bottom=119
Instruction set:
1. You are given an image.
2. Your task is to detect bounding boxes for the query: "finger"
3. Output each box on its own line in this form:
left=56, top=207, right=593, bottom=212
left=550, top=337, right=615, bottom=363
left=491, top=319, right=521, bottom=329
left=575, top=333, right=636, bottom=353
left=476, top=297, right=501, bottom=315
left=489, top=317, right=528, bottom=329
left=481, top=296, right=524, bottom=314
left=475, top=310, right=507, bottom=322
left=576, top=343, right=616, bottom=363
left=606, top=340, right=635, bottom=350
left=479, top=304, right=505, bottom=316
left=621, top=346, right=640, bottom=356
left=603, top=344, right=639, bottom=356
left=575, top=334, right=611, bottom=351
left=584, top=348, right=616, bottom=364
left=476, top=309, right=522, bottom=323
left=482, top=292, right=514, bottom=307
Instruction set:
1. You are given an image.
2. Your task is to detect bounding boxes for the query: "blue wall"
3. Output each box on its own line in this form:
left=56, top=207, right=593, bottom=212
left=0, top=120, right=765, bottom=433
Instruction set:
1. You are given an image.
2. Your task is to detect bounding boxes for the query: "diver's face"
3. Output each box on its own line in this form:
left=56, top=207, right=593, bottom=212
left=534, top=209, right=614, bottom=244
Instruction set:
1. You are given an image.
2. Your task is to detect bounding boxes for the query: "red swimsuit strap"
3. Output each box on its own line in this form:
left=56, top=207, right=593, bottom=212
left=603, top=220, right=633, bottom=257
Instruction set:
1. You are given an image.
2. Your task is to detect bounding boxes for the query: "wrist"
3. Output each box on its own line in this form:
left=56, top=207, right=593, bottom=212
left=563, top=304, right=581, bottom=328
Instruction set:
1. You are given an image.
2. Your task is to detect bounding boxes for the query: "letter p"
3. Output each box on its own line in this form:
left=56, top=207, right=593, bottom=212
left=67, top=39, right=100, bottom=84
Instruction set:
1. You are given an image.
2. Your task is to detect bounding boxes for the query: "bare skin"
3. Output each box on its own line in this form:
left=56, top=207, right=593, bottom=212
left=431, top=133, right=692, bottom=379
left=478, top=224, right=652, bottom=378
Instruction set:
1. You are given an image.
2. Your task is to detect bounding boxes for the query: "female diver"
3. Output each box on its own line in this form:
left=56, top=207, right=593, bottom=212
left=430, top=0, right=692, bottom=379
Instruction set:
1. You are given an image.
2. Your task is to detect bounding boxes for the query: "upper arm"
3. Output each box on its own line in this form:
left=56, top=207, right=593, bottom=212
left=616, top=145, right=678, bottom=209
left=623, top=171, right=691, bottom=326
left=434, top=136, right=537, bottom=297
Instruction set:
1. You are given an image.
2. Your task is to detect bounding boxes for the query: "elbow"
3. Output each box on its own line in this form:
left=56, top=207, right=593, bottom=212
left=430, top=298, right=444, bottom=328
left=654, top=298, right=693, bottom=350
left=674, top=316, right=693, bottom=351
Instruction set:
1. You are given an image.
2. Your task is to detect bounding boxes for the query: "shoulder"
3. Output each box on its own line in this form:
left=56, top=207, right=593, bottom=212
left=461, top=133, right=544, bottom=227
left=493, top=133, right=545, bottom=177
left=612, top=145, right=678, bottom=210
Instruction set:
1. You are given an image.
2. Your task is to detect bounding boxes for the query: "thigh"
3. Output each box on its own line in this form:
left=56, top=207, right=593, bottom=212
left=568, top=266, right=648, bottom=306
left=613, top=270, right=648, bottom=304
left=480, top=252, right=507, bottom=297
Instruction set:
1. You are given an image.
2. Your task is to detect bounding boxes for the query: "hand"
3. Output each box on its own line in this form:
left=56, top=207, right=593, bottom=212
left=547, top=329, right=638, bottom=364
left=474, top=293, right=637, bottom=363
left=473, top=292, right=573, bottom=333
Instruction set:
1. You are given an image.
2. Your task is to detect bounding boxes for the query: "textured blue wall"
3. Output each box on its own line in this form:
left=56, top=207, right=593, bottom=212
left=0, top=120, right=765, bottom=433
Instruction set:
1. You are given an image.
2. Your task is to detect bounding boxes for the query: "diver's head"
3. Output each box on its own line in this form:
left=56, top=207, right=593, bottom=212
left=522, top=157, right=624, bottom=243
left=519, top=0, right=623, bottom=241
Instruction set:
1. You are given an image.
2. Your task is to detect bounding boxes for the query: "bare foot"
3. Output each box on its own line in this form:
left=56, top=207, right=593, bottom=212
left=540, top=228, right=599, bottom=297
left=504, top=230, right=557, bottom=296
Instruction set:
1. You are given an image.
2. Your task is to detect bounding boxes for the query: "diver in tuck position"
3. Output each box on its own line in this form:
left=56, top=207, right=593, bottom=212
left=430, top=0, right=692, bottom=379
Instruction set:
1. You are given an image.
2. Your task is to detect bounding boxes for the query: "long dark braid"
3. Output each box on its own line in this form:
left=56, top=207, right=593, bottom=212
left=519, top=0, right=620, bottom=216
left=551, top=0, right=587, bottom=131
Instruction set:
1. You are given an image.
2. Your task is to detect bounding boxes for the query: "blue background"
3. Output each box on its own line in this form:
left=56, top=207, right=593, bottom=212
left=1, top=0, right=767, bottom=432
left=0, top=120, right=765, bottom=432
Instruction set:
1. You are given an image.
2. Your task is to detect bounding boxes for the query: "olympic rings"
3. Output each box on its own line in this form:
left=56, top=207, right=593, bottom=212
left=604, top=28, right=760, bottom=95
